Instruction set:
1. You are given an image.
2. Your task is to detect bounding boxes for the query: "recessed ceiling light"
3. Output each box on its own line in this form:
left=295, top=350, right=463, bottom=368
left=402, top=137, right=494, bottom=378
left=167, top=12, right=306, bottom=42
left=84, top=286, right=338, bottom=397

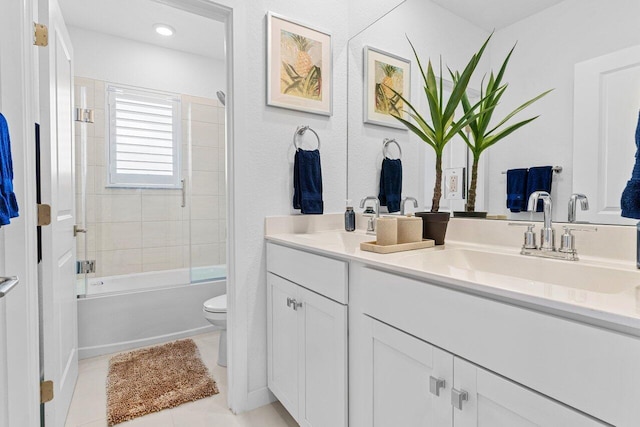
left=153, top=24, right=175, bottom=37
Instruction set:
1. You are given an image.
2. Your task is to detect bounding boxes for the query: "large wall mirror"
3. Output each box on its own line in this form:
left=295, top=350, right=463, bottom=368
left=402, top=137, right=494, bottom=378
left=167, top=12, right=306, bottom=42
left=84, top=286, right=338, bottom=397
left=347, top=0, right=640, bottom=225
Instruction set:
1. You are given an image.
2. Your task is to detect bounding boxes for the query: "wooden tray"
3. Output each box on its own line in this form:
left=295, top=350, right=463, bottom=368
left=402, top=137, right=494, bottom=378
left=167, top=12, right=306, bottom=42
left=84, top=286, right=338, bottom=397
left=360, top=239, right=435, bottom=254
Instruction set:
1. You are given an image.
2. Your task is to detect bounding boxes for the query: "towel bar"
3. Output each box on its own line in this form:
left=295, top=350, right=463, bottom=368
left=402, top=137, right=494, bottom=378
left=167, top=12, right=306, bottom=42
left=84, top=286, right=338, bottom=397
left=293, top=125, right=320, bottom=151
left=383, top=138, right=402, bottom=160
left=501, top=166, right=562, bottom=174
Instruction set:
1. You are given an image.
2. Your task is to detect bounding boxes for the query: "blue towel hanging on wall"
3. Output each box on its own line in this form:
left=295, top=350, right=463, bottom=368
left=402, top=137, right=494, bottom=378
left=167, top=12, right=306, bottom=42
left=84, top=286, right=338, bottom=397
left=621, top=111, right=640, bottom=219
left=506, top=168, right=528, bottom=212
left=378, top=158, right=402, bottom=213
left=526, top=166, right=553, bottom=212
left=0, top=113, right=19, bottom=225
left=293, top=148, right=323, bottom=214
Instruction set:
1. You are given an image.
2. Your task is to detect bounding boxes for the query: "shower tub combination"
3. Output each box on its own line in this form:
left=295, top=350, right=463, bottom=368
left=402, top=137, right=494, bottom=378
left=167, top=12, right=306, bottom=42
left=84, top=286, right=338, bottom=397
left=77, top=265, right=226, bottom=359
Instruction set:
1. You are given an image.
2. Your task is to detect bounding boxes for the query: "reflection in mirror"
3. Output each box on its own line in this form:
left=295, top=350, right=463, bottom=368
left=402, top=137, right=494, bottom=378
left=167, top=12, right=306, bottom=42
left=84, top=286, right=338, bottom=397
left=347, top=0, right=640, bottom=224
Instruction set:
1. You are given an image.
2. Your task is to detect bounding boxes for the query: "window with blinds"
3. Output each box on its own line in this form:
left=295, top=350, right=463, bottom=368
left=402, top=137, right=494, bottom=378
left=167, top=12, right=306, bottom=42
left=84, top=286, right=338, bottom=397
left=107, top=85, right=181, bottom=188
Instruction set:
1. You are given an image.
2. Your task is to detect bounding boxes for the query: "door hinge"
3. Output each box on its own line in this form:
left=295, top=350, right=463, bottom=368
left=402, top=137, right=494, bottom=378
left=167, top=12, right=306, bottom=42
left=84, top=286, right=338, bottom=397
left=37, top=204, right=51, bottom=226
left=33, top=23, right=48, bottom=47
left=40, top=380, right=54, bottom=404
left=77, top=260, right=96, bottom=274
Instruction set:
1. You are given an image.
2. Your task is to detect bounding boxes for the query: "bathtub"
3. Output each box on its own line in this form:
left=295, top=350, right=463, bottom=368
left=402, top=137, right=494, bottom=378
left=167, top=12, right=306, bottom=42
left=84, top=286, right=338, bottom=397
left=77, top=265, right=226, bottom=359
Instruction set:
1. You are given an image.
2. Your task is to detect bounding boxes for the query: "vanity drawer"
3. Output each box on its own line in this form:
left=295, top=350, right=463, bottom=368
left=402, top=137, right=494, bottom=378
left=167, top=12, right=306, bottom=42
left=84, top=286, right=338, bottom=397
left=266, top=242, right=348, bottom=304
left=352, top=265, right=640, bottom=426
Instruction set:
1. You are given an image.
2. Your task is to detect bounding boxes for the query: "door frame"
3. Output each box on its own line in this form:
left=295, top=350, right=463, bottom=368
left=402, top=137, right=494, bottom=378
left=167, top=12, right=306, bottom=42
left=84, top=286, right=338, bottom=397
left=152, top=0, right=239, bottom=412
left=0, top=0, right=42, bottom=425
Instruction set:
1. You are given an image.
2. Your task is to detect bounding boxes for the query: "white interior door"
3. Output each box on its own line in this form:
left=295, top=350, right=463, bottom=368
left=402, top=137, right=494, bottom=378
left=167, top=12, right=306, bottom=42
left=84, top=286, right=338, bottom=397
left=38, top=0, right=78, bottom=425
left=573, top=45, right=640, bottom=225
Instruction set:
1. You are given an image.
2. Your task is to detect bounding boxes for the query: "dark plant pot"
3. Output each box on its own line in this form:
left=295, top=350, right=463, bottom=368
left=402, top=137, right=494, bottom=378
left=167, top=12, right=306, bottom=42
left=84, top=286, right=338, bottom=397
left=453, top=211, right=488, bottom=219
left=415, top=212, right=450, bottom=245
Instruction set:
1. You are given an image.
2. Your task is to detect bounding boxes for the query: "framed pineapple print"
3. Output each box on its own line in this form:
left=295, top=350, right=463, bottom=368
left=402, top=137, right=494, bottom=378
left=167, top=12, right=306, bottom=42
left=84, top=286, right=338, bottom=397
left=364, top=46, right=411, bottom=129
left=267, top=12, right=332, bottom=116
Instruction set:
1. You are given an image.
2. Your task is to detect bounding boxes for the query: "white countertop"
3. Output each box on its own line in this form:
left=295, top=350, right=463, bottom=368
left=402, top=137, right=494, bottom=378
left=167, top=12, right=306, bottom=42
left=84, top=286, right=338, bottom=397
left=265, top=215, right=640, bottom=337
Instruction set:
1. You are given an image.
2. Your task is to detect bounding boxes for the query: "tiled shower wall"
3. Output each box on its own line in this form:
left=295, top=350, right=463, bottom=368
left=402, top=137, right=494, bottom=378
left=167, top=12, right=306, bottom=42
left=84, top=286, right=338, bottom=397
left=74, top=76, right=226, bottom=278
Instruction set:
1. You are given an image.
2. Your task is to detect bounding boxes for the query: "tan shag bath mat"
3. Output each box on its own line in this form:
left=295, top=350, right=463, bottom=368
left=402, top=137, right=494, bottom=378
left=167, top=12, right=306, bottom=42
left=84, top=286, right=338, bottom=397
left=106, top=339, right=218, bottom=425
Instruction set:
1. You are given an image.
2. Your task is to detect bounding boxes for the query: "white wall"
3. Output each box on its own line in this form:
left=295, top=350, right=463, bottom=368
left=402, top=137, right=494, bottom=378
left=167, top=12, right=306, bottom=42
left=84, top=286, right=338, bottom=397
left=487, top=0, right=640, bottom=220
left=202, top=0, right=350, bottom=413
left=348, top=0, right=405, bottom=38
left=347, top=0, right=490, bottom=211
left=68, top=26, right=225, bottom=99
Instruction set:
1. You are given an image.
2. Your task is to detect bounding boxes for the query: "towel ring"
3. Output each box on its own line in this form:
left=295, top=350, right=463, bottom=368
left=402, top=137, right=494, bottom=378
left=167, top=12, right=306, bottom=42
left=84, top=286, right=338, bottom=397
left=383, top=138, right=402, bottom=160
left=293, top=125, right=321, bottom=151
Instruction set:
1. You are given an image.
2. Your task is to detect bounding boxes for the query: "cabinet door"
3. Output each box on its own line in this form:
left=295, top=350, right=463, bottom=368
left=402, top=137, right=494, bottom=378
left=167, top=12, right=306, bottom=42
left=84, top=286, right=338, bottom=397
left=267, top=273, right=300, bottom=420
left=363, top=317, right=453, bottom=426
left=453, top=357, right=607, bottom=427
left=298, top=286, right=348, bottom=427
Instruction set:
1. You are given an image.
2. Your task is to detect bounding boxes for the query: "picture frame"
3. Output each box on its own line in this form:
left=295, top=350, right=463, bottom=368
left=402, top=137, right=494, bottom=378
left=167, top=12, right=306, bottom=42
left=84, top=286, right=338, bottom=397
left=266, top=12, right=332, bottom=116
left=364, top=46, right=411, bottom=129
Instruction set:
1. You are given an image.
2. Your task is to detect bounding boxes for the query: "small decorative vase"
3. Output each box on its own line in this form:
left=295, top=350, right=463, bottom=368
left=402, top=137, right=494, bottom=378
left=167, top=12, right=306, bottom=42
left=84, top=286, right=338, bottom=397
left=415, top=212, right=450, bottom=245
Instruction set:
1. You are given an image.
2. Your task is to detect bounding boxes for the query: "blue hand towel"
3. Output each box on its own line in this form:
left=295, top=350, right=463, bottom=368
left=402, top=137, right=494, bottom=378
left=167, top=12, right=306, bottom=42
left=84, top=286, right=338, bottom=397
left=293, top=149, right=323, bottom=214
left=526, top=166, right=553, bottom=212
left=378, top=158, right=402, bottom=213
left=0, top=114, right=19, bottom=226
left=506, top=168, right=528, bottom=212
left=621, top=111, right=640, bottom=219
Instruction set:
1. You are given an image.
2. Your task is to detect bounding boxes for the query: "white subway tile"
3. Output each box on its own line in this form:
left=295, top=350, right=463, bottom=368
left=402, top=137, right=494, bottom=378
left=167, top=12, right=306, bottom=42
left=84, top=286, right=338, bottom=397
left=142, top=221, right=184, bottom=248
left=192, top=146, right=219, bottom=172
left=191, top=220, right=219, bottom=245
left=190, top=196, right=219, bottom=220
left=141, top=195, right=184, bottom=221
left=98, top=249, right=142, bottom=276
left=96, top=194, right=142, bottom=223
left=191, top=171, right=219, bottom=196
left=97, top=222, right=142, bottom=251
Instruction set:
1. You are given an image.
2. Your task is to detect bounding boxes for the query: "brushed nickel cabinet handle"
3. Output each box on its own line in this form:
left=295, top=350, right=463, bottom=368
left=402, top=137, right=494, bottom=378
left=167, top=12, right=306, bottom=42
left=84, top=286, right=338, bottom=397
left=429, top=376, right=446, bottom=397
left=451, top=388, right=469, bottom=410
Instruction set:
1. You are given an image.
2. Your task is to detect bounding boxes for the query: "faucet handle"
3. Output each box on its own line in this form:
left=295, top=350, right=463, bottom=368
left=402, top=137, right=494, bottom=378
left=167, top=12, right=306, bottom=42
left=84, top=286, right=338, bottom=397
left=559, top=226, right=598, bottom=254
left=508, top=223, right=537, bottom=249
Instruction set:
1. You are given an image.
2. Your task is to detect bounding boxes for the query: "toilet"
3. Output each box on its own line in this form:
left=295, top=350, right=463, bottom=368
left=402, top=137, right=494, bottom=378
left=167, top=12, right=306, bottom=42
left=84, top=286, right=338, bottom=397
left=202, top=294, right=227, bottom=367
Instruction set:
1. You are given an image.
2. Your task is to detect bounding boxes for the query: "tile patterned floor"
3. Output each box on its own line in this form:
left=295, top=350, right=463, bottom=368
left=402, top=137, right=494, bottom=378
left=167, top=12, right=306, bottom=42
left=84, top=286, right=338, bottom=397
left=64, top=332, right=298, bottom=427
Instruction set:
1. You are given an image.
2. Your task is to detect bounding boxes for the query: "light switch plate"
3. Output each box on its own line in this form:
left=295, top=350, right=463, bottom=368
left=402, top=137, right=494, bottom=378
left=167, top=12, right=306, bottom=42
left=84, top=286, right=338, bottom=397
left=444, top=167, right=465, bottom=200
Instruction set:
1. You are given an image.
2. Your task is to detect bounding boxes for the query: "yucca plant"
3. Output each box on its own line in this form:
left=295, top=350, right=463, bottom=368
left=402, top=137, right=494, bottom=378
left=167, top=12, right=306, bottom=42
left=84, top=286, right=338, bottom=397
left=390, top=35, right=493, bottom=212
left=454, top=45, right=552, bottom=212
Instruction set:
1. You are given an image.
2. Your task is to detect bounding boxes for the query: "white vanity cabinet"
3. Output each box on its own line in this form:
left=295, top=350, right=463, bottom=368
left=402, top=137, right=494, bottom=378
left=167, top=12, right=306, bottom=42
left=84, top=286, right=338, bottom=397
left=350, top=264, right=640, bottom=426
left=266, top=243, right=348, bottom=427
left=360, top=317, right=604, bottom=427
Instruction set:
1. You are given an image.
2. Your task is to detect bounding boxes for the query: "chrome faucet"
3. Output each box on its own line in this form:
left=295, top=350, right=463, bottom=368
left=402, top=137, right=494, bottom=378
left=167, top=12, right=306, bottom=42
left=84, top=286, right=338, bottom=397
left=510, top=191, right=597, bottom=261
left=568, top=193, right=589, bottom=223
left=528, top=191, right=554, bottom=251
left=360, top=196, right=380, bottom=234
left=400, top=197, right=418, bottom=215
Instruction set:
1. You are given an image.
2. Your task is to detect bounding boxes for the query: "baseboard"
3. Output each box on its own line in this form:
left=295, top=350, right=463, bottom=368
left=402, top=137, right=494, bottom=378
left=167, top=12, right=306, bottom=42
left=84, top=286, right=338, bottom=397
left=246, top=386, right=277, bottom=412
left=78, top=325, right=218, bottom=359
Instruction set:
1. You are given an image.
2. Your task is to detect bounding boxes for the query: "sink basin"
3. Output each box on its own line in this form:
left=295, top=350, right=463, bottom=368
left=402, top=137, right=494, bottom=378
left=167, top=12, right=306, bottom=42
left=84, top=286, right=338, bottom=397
left=290, top=231, right=372, bottom=252
left=399, top=249, right=640, bottom=295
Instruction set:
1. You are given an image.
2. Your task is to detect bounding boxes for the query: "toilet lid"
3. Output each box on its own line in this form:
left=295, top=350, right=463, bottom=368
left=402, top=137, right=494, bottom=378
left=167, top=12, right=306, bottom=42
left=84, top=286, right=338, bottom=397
left=204, top=294, right=227, bottom=313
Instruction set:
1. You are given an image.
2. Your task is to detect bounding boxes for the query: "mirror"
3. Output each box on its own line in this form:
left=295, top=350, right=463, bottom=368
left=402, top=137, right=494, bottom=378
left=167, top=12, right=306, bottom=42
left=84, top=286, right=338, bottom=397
left=347, top=0, right=640, bottom=224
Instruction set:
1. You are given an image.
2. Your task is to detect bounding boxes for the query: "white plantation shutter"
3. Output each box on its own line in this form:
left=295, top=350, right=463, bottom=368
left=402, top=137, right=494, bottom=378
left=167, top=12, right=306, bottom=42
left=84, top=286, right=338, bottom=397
left=107, top=85, right=181, bottom=188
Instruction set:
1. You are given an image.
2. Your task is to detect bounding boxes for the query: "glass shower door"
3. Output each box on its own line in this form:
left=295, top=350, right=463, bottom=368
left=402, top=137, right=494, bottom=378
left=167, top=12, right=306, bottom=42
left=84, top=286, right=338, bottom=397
left=186, top=94, right=227, bottom=284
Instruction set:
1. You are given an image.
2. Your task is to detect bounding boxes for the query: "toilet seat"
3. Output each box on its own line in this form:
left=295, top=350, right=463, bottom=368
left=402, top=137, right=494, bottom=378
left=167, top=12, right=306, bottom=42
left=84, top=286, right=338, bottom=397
left=203, top=294, right=227, bottom=313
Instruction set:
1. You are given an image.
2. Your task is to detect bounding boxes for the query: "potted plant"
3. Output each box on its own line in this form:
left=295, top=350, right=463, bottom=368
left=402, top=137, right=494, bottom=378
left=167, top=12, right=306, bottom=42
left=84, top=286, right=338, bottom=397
left=390, top=36, right=492, bottom=244
left=454, top=45, right=552, bottom=217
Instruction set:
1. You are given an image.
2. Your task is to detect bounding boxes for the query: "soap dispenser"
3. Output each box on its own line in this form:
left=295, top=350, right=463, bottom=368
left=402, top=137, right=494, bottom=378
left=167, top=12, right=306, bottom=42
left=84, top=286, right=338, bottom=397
left=344, top=200, right=355, bottom=232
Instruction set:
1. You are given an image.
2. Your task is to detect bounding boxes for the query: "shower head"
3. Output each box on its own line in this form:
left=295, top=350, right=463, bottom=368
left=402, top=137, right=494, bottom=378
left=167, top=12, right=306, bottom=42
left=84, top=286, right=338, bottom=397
left=216, top=91, right=226, bottom=106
